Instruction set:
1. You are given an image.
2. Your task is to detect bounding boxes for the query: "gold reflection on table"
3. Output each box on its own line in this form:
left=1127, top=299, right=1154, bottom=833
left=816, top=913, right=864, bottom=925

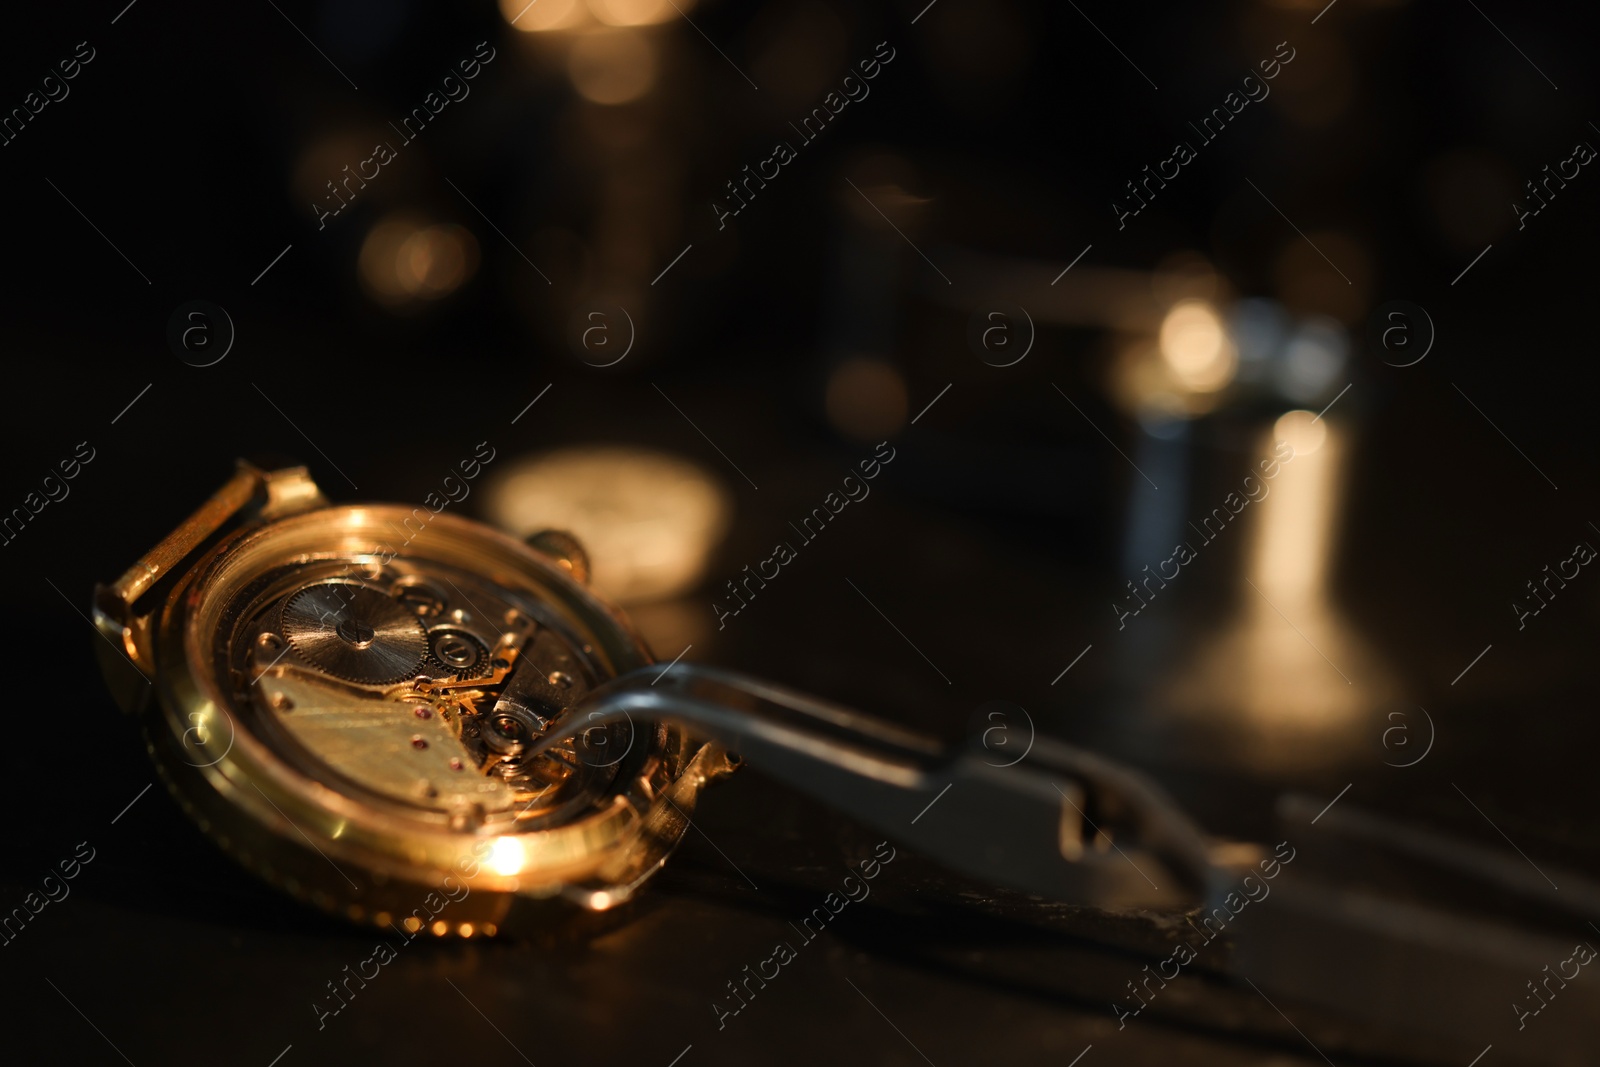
left=1162, top=417, right=1398, bottom=769
left=1257, top=410, right=1330, bottom=601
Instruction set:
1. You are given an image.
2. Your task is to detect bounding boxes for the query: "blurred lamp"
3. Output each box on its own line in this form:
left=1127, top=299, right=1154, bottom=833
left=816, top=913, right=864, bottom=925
left=485, top=446, right=733, bottom=603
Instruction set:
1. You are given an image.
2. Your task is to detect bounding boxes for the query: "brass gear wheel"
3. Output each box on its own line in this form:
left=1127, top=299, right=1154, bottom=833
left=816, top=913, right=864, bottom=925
left=280, top=582, right=428, bottom=685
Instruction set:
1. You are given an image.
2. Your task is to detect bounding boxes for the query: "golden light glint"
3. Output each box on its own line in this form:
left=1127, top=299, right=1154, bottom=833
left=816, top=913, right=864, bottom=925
left=567, top=30, right=657, bottom=105
left=485, top=447, right=733, bottom=603
left=489, top=836, right=525, bottom=877
left=1158, top=300, right=1236, bottom=393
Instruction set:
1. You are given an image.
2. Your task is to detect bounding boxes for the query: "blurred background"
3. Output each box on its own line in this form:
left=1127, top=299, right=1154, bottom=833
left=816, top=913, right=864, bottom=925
left=3, top=0, right=1598, bottom=1063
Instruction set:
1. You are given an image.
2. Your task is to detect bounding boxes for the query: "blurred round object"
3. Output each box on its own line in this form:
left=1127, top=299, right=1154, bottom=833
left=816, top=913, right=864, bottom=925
left=1275, top=317, right=1349, bottom=403
left=359, top=216, right=480, bottom=308
left=567, top=29, right=657, bottom=105
left=1424, top=151, right=1518, bottom=246
left=501, top=0, right=589, bottom=32
left=588, top=0, right=684, bottom=27
left=825, top=357, right=909, bottom=441
left=1273, top=409, right=1327, bottom=456
left=484, top=447, right=733, bottom=603
left=1159, top=299, right=1237, bottom=393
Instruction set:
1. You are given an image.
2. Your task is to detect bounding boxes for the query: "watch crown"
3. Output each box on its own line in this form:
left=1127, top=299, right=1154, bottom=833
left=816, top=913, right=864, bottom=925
left=526, top=529, right=591, bottom=585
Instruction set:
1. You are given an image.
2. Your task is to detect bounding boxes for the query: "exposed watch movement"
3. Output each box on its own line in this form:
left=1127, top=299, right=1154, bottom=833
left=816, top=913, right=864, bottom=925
left=93, top=461, right=734, bottom=937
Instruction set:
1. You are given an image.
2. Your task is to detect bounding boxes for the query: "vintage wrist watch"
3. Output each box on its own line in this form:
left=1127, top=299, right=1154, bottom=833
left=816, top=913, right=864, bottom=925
left=93, top=459, right=744, bottom=937
left=94, top=460, right=1596, bottom=1063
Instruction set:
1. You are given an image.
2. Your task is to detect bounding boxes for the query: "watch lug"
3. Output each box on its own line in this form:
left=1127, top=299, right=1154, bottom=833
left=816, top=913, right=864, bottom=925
left=93, top=460, right=328, bottom=714
left=247, top=460, right=328, bottom=519
left=93, top=583, right=155, bottom=714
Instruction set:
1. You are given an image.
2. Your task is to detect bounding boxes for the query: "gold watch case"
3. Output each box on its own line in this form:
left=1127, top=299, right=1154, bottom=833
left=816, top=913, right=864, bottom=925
left=92, top=461, right=733, bottom=937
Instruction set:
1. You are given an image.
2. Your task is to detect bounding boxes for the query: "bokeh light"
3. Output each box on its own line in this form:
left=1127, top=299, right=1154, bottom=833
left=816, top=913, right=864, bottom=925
left=485, top=446, right=733, bottom=603
left=359, top=216, right=480, bottom=308
left=1159, top=299, right=1237, bottom=393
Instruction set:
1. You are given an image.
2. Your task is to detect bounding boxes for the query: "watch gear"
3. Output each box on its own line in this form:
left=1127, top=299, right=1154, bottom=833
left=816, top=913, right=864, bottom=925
left=426, top=627, right=491, bottom=678
left=281, top=581, right=429, bottom=685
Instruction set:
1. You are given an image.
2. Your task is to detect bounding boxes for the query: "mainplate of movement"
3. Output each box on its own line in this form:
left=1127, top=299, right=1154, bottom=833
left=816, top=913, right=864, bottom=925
left=231, top=564, right=622, bottom=831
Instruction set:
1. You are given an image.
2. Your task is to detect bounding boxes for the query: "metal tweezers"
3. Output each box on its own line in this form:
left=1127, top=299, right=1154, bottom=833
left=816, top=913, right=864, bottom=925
left=533, top=664, right=1598, bottom=1066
